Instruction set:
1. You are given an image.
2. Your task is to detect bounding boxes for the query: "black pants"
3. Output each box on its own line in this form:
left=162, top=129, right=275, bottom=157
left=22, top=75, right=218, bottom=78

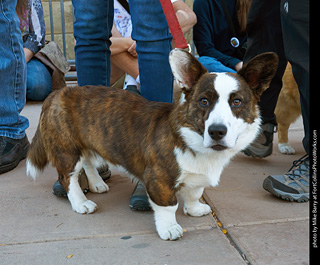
left=244, top=0, right=309, bottom=154
left=281, top=0, right=309, bottom=154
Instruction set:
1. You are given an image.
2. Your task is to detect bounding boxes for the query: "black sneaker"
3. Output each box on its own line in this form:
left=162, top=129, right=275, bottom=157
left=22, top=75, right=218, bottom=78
left=263, top=154, right=309, bottom=202
left=0, top=135, right=30, bottom=174
left=129, top=181, right=151, bottom=211
left=243, top=123, right=275, bottom=158
left=125, top=85, right=141, bottom=96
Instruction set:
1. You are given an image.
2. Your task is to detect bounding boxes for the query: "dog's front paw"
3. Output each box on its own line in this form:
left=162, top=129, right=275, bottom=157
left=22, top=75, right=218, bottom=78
left=184, top=202, right=211, bottom=217
left=157, top=223, right=183, bottom=241
left=151, top=202, right=182, bottom=240
left=278, top=143, right=295, bottom=155
left=89, top=181, right=109, bottom=193
left=72, top=200, right=97, bottom=214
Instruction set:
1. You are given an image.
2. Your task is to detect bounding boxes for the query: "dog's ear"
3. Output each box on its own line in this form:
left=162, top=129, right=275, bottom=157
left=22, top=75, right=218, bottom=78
left=238, top=52, right=279, bottom=98
left=169, top=49, right=208, bottom=90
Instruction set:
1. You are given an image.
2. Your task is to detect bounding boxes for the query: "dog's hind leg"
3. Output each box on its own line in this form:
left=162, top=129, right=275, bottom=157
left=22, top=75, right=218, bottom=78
left=179, top=186, right=211, bottom=217
left=58, top=158, right=97, bottom=214
left=82, top=156, right=109, bottom=193
left=277, top=122, right=295, bottom=155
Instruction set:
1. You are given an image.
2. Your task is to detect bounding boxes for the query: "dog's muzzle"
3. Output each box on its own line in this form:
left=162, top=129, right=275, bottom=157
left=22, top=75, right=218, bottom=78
left=207, top=124, right=228, bottom=151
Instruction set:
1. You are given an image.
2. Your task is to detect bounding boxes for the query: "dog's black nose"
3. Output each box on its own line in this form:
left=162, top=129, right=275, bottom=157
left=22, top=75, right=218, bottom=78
left=208, top=124, right=227, bottom=141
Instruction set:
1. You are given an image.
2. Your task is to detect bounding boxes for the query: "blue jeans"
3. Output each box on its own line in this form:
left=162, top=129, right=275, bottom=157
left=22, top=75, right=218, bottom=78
left=26, top=58, right=52, bottom=101
left=72, top=0, right=173, bottom=103
left=198, top=56, right=236, bottom=73
left=0, top=0, right=29, bottom=139
left=72, top=0, right=114, bottom=86
left=130, top=0, right=173, bottom=103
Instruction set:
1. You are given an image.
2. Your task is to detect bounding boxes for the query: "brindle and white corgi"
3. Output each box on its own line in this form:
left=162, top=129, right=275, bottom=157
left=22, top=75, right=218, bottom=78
left=26, top=49, right=278, bottom=240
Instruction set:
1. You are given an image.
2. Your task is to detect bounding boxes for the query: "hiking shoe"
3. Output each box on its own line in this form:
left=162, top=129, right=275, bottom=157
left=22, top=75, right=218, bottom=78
left=243, top=123, right=275, bottom=158
left=129, top=181, right=151, bottom=211
left=0, top=135, right=29, bottom=174
left=52, top=165, right=111, bottom=197
left=263, top=154, right=309, bottom=202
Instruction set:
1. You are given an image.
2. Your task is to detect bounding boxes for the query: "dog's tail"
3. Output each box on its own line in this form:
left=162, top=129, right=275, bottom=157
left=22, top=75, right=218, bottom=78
left=26, top=126, right=48, bottom=180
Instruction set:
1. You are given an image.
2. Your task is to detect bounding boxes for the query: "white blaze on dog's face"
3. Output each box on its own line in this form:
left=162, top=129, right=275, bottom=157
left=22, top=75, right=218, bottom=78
left=177, top=72, right=261, bottom=154
left=201, top=72, right=260, bottom=151
left=169, top=49, right=278, bottom=154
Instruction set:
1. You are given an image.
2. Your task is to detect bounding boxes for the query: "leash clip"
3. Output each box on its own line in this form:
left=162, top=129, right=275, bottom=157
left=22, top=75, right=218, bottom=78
left=186, top=44, right=191, bottom=53
left=181, top=44, right=191, bottom=53
left=176, top=44, right=191, bottom=53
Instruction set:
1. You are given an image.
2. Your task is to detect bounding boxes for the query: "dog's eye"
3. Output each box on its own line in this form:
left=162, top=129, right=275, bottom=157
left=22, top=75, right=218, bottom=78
left=199, top=98, right=209, bottom=107
left=232, top=99, right=242, bottom=108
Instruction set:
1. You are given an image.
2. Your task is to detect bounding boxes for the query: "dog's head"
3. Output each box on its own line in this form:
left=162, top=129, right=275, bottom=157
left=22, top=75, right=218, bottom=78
left=169, top=49, right=278, bottom=153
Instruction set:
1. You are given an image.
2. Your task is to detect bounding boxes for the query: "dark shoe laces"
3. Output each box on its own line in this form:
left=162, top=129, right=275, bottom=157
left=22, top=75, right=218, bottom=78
left=286, top=154, right=309, bottom=180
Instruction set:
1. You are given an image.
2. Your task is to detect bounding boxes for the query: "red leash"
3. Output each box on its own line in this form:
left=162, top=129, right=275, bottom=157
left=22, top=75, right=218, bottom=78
left=159, top=0, right=189, bottom=50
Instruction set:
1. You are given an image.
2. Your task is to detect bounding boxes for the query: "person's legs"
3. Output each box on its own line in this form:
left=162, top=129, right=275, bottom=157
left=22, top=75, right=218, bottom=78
left=280, top=0, right=309, bottom=155
left=198, top=56, right=236, bottom=73
left=258, top=60, right=287, bottom=125
left=127, top=0, right=173, bottom=210
left=0, top=0, right=29, bottom=139
left=263, top=0, right=310, bottom=202
left=291, top=63, right=309, bottom=153
left=72, top=0, right=114, bottom=86
left=129, top=0, right=173, bottom=103
left=135, top=40, right=173, bottom=102
left=0, top=0, right=29, bottom=174
left=26, top=58, right=52, bottom=101
left=243, top=0, right=287, bottom=158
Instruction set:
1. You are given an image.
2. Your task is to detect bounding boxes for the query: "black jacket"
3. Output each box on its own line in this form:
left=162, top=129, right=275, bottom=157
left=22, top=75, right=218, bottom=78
left=193, top=0, right=247, bottom=69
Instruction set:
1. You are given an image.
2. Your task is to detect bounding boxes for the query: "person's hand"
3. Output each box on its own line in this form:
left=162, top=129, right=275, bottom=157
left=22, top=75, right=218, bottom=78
left=235, top=61, right=243, bottom=71
left=24, top=48, right=34, bottom=63
left=127, top=40, right=137, bottom=57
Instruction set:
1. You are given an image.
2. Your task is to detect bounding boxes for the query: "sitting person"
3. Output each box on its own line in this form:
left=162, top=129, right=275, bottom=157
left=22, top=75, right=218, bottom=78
left=110, top=0, right=140, bottom=93
left=193, top=0, right=251, bottom=73
left=110, top=0, right=197, bottom=93
left=16, top=0, right=52, bottom=101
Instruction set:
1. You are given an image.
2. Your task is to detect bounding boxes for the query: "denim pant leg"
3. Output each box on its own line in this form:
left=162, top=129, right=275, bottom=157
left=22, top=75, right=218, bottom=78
left=72, top=0, right=113, bottom=86
left=0, top=0, right=29, bottom=139
left=198, top=56, right=236, bottom=73
left=26, top=58, right=52, bottom=101
left=129, top=0, right=173, bottom=103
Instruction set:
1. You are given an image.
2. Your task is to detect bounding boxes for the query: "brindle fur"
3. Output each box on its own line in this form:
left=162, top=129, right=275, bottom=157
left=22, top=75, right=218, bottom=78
left=27, top=50, right=278, bottom=223
left=29, top=86, right=186, bottom=206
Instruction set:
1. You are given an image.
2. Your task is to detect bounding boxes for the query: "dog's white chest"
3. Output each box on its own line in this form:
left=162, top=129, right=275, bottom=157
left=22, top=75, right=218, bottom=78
left=174, top=147, right=233, bottom=188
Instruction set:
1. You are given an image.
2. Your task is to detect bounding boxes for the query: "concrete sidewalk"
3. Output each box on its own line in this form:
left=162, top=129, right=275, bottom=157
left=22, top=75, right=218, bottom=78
left=0, top=102, right=309, bottom=265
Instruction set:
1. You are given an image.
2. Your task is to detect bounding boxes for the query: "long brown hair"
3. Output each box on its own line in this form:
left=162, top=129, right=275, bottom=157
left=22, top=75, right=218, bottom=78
left=236, top=0, right=252, bottom=34
left=16, top=0, right=28, bottom=21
